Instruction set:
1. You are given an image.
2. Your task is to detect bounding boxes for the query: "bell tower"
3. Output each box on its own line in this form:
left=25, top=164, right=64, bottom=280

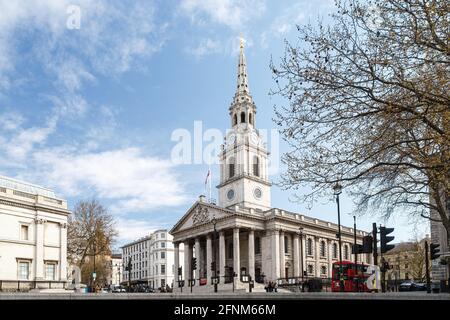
left=217, top=38, right=271, bottom=211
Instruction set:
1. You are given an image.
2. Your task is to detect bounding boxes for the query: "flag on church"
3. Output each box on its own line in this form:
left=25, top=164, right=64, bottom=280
left=205, top=169, right=211, bottom=186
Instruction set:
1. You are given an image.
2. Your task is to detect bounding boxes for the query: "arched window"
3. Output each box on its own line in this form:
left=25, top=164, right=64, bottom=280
left=253, top=156, right=260, bottom=177
left=228, top=157, right=235, bottom=178
left=320, top=241, right=326, bottom=257
left=249, top=113, right=253, bottom=125
left=344, top=245, right=349, bottom=260
left=307, top=238, right=313, bottom=256
left=233, top=114, right=237, bottom=126
left=333, top=243, right=338, bottom=259
left=240, top=112, right=246, bottom=123
left=284, top=236, right=288, bottom=253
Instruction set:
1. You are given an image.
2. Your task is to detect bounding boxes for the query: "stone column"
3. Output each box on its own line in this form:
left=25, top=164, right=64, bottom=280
left=293, top=233, right=300, bottom=278
left=271, top=230, right=280, bottom=281
left=219, top=231, right=225, bottom=283
left=35, top=218, right=45, bottom=280
left=248, top=230, right=255, bottom=281
left=233, top=228, right=240, bottom=283
left=59, top=222, right=68, bottom=281
left=315, top=237, right=321, bottom=277
left=184, top=241, right=190, bottom=284
left=327, top=240, right=333, bottom=278
left=279, top=231, right=285, bottom=278
left=195, top=238, right=201, bottom=286
left=206, top=234, right=212, bottom=285
left=174, top=242, right=180, bottom=283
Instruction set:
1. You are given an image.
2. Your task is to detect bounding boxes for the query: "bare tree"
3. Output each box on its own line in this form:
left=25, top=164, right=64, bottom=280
left=271, top=0, right=449, bottom=232
left=67, top=199, right=118, bottom=285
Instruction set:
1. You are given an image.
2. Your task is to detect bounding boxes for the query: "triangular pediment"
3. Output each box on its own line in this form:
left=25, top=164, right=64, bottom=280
left=170, top=201, right=234, bottom=234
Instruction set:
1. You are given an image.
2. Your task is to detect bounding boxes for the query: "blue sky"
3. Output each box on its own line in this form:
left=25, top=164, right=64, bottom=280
left=0, top=0, right=428, bottom=248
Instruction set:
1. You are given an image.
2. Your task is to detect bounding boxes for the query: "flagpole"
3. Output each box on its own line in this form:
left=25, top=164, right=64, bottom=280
left=208, top=163, right=212, bottom=203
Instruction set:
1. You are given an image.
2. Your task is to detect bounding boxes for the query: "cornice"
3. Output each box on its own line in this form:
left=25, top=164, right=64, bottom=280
left=0, top=198, right=71, bottom=216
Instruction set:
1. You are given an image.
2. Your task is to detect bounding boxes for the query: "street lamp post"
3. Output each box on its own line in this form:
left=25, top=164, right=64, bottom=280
left=299, top=227, right=305, bottom=292
left=333, top=182, right=345, bottom=292
left=212, top=216, right=218, bottom=293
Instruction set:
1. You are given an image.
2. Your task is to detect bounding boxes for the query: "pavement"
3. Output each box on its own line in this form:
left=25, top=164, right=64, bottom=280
left=1, top=291, right=449, bottom=300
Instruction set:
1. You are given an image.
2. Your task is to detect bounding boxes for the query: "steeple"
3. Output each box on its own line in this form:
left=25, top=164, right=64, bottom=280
left=230, top=36, right=256, bottom=128
left=236, top=37, right=249, bottom=96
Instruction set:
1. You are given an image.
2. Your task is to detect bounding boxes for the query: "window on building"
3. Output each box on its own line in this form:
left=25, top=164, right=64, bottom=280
left=307, top=238, right=313, bottom=256
left=333, top=243, right=338, bottom=259
left=253, top=156, right=260, bottom=177
left=45, top=262, right=56, bottom=280
left=233, top=114, right=237, bottom=126
left=161, top=242, right=166, bottom=248
left=18, top=261, right=30, bottom=280
left=321, top=266, right=327, bottom=275
left=240, top=112, right=246, bottom=123
left=161, top=252, right=166, bottom=259
left=161, top=279, right=166, bottom=288
left=255, top=237, right=261, bottom=254
left=307, top=265, right=314, bottom=275
left=320, top=241, right=326, bottom=257
left=249, top=113, right=253, bottom=125
left=229, top=157, right=235, bottom=178
left=20, top=225, right=29, bottom=240
left=161, top=233, right=165, bottom=239
left=284, top=236, right=288, bottom=254
left=161, top=264, right=166, bottom=275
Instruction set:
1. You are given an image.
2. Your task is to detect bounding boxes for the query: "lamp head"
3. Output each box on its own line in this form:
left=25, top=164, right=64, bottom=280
left=333, top=182, right=342, bottom=195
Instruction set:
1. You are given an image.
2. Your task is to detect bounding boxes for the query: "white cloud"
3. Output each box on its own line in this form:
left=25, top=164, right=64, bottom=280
left=115, top=218, right=159, bottom=243
left=179, top=0, right=266, bottom=30
left=32, top=147, right=188, bottom=213
left=185, top=38, right=221, bottom=58
left=259, top=0, right=334, bottom=49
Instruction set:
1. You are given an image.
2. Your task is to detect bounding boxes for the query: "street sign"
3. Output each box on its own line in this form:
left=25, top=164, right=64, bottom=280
left=92, top=272, right=97, bottom=280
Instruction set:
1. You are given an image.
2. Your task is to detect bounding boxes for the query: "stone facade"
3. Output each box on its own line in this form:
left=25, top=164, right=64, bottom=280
left=0, top=176, right=70, bottom=289
left=430, top=192, right=450, bottom=281
left=121, top=229, right=184, bottom=289
left=169, top=43, right=372, bottom=293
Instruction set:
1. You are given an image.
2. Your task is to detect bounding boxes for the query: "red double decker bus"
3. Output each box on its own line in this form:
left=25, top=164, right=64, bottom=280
left=331, top=261, right=372, bottom=292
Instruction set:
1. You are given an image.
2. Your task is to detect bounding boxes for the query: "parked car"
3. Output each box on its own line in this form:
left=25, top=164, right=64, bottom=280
left=398, top=280, right=427, bottom=292
left=112, top=285, right=126, bottom=293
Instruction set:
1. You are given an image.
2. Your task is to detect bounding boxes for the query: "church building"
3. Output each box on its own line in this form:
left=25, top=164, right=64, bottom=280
left=169, top=41, right=372, bottom=292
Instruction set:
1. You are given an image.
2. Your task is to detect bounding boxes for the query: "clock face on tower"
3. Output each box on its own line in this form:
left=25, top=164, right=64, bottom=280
left=227, top=189, right=235, bottom=200
left=228, top=133, right=236, bottom=145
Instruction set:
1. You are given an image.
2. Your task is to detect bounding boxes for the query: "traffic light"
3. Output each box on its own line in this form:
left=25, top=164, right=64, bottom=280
left=191, top=257, right=197, bottom=270
left=430, top=243, right=441, bottom=260
left=362, top=235, right=373, bottom=253
left=178, top=267, right=182, bottom=276
left=380, top=226, right=395, bottom=253
left=210, top=261, right=216, bottom=271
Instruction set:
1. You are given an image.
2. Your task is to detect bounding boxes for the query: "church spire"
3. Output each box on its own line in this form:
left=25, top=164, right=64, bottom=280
left=230, top=36, right=256, bottom=128
left=236, top=37, right=249, bottom=95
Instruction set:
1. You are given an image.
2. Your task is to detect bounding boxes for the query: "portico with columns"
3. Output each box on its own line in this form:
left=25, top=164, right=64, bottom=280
left=169, top=39, right=371, bottom=292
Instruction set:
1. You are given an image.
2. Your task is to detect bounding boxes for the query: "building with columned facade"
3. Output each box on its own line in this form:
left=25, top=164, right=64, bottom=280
left=169, top=41, right=372, bottom=292
left=0, top=176, right=70, bottom=290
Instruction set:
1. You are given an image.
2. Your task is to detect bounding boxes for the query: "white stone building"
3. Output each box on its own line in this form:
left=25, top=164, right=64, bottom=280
left=110, top=253, right=123, bottom=286
left=0, top=176, right=70, bottom=290
left=121, top=229, right=184, bottom=289
left=169, top=42, right=372, bottom=292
